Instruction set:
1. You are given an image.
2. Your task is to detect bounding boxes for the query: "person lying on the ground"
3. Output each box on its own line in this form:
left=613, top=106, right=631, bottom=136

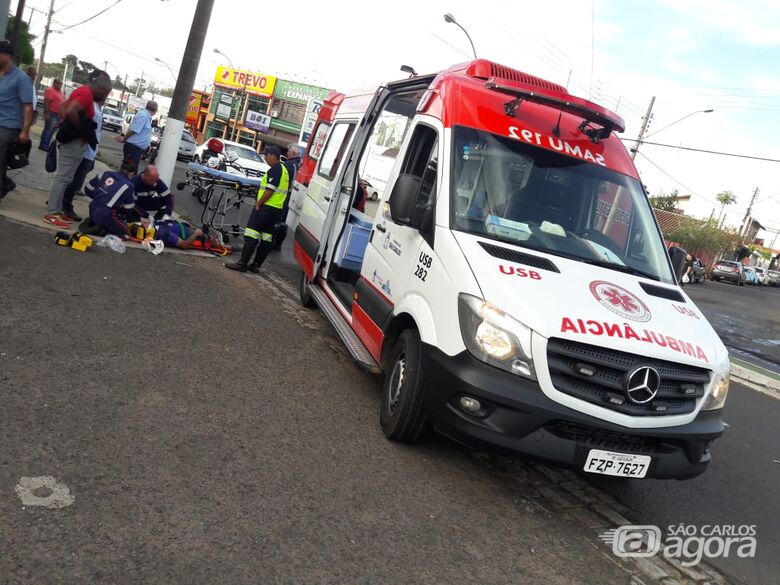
left=134, top=219, right=220, bottom=250
left=125, top=164, right=174, bottom=222
left=83, top=159, right=137, bottom=238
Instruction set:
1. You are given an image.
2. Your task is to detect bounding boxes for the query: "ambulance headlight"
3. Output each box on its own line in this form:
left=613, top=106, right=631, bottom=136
left=703, top=371, right=730, bottom=411
left=458, top=294, right=535, bottom=380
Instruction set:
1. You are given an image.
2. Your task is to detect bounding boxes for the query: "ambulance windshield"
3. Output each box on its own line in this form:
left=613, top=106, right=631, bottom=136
left=450, top=126, right=675, bottom=284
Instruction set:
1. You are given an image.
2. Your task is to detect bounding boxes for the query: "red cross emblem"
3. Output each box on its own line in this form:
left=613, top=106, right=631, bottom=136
left=589, top=281, right=651, bottom=322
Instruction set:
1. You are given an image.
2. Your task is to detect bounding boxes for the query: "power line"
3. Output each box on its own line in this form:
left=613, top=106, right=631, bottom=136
left=635, top=151, right=717, bottom=206
left=51, top=0, right=123, bottom=32
left=623, top=138, right=780, bottom=163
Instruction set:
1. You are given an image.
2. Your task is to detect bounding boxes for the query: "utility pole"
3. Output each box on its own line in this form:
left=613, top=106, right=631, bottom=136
left=9, top=0, right=25, bottom=64
left=156, top=0, right=214, bottom=186
left=0, top=0, right=11, bottom=39
left=34, top=0, right=55, bottom=89
left=739, top=187, right=760, bottom=240
left=630, top=95, right=655, bottom=160
left=135, top=70, right=145, bottom=97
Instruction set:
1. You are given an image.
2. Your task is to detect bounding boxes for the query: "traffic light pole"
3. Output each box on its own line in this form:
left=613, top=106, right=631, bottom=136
left=156, top=0, right=214, bottom=187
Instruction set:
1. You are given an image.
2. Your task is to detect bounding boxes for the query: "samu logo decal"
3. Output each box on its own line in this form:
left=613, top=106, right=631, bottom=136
left=589, top=280, right=651, bottom=323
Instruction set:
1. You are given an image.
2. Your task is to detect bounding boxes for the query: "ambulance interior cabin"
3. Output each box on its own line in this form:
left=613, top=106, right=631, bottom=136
left=327, top=88, right=428, bottom=306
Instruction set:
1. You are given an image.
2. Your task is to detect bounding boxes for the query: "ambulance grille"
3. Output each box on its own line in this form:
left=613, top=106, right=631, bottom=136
left=479, top=242, right=560, bottom=273
left=639, top=282, right=685, bottom=302
left=546, top=338, right=710, bottom=416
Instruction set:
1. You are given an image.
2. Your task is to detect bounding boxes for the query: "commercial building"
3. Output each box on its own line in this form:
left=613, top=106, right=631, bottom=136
left=201, top=65, right=328, bottom=149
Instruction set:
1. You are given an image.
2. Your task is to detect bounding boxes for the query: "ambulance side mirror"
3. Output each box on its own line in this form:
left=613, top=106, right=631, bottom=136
left=668, top=245, right=687, bottom=283
left=388, top=174, right=421, bottom=224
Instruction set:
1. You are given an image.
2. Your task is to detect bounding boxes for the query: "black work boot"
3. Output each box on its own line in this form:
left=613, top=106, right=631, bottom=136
left=225, top=238, right=258, bottom=272
left=248, top=240, right=274, bottom=274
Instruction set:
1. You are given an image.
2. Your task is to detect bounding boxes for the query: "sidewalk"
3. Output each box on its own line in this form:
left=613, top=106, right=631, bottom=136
left=1, top=124, right=111, bottom=233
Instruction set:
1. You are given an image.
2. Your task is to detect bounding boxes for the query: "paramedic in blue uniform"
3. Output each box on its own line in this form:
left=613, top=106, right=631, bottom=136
left=84, top=160, right=137, bottom=238
left=225, top=145, right=289, bottom=273
left=127, top=165, right=174, bottom=221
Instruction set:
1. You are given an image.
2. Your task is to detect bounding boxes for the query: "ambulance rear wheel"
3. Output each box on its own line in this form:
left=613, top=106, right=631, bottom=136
left=299, top=271, right=315, bottom=309
left=380, top=329, right=427, bottom=443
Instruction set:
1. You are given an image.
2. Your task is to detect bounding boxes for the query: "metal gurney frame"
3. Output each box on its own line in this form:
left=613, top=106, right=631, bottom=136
left=182, top=162, right=262, bottom=243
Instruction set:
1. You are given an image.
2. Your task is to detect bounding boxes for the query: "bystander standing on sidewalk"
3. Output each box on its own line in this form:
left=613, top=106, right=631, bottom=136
left=0, top=40, right=34, bottom=203
left=39, top=78, right=65, bottom=151
left=61, top=98, right=104, bottom=222
left=118, top=100, right=157, bottom=173
left=43, top=70, right=112, bottom=228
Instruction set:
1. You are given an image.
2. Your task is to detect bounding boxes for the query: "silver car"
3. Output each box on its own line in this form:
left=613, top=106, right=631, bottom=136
left=178, top=130, right=197, bottom=160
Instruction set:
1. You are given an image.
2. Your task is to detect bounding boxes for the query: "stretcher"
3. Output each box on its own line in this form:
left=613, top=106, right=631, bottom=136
left=179, top=163, right=262, bottom=244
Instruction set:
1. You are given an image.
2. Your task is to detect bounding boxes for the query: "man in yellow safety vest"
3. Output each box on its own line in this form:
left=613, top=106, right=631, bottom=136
left=225, top=145, right=289, bottom=273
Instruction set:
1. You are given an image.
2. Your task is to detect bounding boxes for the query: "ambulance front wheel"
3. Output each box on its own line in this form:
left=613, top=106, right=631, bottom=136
left=380, top=329, right=427, bottom=443
left=299, top=271, right=315, bottom=308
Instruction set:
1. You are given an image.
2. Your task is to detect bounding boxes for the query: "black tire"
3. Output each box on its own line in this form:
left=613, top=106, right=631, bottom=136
left=738, top=281, right=744, bottom=286
left=299, top=270, right=315, bottom=309
left=380, top=329, right=427, bottom=443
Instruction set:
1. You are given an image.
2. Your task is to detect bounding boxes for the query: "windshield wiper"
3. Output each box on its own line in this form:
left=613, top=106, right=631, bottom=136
left=582, top=259, right=661, bottom=281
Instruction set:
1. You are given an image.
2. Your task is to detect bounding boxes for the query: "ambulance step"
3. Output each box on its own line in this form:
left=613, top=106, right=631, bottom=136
left=309, top=284, right=381, bottom=374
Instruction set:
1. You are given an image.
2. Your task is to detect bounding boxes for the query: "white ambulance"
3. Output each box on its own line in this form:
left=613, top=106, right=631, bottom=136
left=287, top=60, right=729, bottom=480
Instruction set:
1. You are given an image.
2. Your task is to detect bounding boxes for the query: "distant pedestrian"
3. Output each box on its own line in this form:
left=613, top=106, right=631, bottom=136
left=0, top=40, right=34, bottom=203
left=25, top=67, right=38, bottom=123
left=61, top=98, right=104, bottom=222
left=43, top=70, right=112, bottom=227
left=118, top=100, right=157, bottom=173
left=39, top=78, right=65, bottom=151
left=681, top=253, right=694, bottom=286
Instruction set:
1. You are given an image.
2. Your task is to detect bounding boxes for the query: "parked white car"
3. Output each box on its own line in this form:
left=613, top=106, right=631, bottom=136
left=121, top=113, right=134, bottom=135
left=193, top=138, right=269, bottom=176
left=101, top=107, right=123, bottom=132
left=177, top=130, right=197, bottom=160
left=767, top=270, right=780, bottom=287
left=753, top=267, right=767, bottom=286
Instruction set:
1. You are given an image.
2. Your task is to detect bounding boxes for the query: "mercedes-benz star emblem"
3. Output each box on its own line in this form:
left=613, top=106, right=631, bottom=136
left=625, top=366, right=661, bottom=404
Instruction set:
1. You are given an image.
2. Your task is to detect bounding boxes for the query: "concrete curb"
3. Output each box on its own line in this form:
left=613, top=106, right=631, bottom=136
left=730, top=360, right=780, bottom=399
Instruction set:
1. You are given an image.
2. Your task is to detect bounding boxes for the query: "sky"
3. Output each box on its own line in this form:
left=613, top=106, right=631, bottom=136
left=19, top=0, right=780, bottom=245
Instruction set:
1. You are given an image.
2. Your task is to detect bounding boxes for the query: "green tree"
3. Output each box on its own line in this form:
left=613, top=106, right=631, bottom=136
left=112, top=75, right=129, bottom=92
left=61, top=54, right=79, bottom=82
left=5, top=16, right=36, bottom=66
left=716, top=190, right=737, bottom=227
left=41, top=61, right=65, bottom=79
left=649, top=188, right=680, bottom=212
left=665, top=218, right=741, bottom=257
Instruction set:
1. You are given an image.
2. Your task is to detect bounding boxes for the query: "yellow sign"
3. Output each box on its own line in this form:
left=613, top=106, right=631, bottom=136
left=214, top=65, right=276, bottom=96
left=186, top=91, right=203, bottom=125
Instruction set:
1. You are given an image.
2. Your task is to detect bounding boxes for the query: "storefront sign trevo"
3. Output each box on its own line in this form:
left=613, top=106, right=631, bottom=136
left=214, top=66, right=276, bottom=96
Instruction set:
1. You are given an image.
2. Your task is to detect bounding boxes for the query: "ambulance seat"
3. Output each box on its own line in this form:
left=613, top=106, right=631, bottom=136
left=334, top=208, right=373, bottom=272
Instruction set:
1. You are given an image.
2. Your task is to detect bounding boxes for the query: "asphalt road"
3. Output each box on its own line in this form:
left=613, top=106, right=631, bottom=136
left=7, top=133, right=779, bottom=583
left=684, top=279, right=780, bottom=372
left=1, top=217, right=635, bottom=585
left=588, top=278, right=780, bottom=585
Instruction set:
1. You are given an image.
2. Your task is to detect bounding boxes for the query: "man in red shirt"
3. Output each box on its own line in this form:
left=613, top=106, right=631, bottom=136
left=44, top=70, right=112, bottom=227
left=38, top=78, right=65, bottom=151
